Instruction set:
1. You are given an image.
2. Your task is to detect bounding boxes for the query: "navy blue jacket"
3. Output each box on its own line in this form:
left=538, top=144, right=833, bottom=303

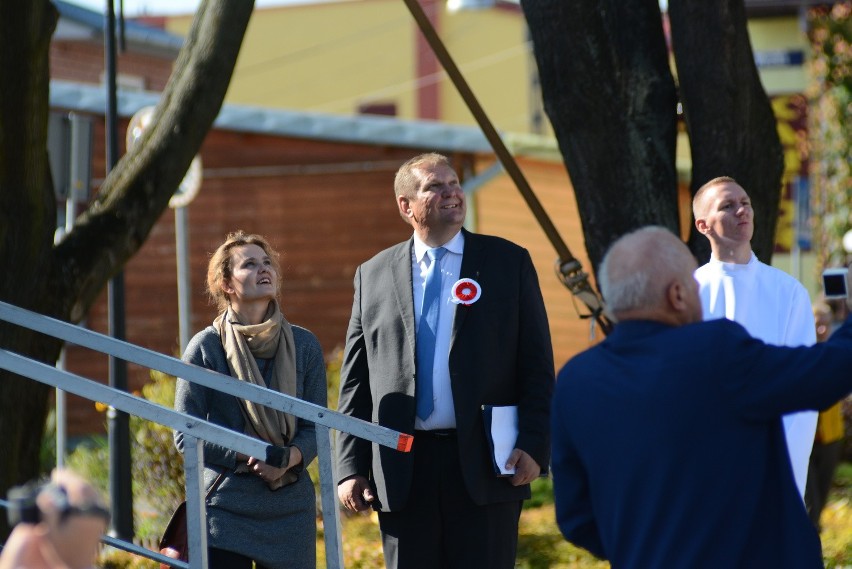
left=553, top=316, right=852, bottom=568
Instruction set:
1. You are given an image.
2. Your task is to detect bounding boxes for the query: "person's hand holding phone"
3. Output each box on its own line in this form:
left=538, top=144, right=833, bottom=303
left=821, top=265, right=852, bottom=312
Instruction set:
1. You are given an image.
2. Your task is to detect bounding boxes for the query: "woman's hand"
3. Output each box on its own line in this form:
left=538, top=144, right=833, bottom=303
left=246, top=456, right=287, bottom=483
left=246, top=446, right=303, bottom=483
left=286, top=446, right=303, bottom=470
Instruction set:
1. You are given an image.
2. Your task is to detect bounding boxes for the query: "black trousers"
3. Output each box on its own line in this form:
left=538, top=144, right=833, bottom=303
left=378, top=431, right=522, bottom=569
left=805, top=440, right=843, bottom=531
left=208, top=546, right=271, bottom=569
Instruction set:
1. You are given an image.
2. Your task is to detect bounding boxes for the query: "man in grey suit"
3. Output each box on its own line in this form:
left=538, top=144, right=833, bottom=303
left=336, top=153, right=554, bottom=569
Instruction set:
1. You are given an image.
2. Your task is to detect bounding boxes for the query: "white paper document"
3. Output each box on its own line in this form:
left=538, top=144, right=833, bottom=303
left=483, top=405, right=518, bottom=476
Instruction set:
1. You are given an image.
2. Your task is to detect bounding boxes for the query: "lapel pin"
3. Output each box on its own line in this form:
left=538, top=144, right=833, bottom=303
left=451, top=278, right=481, bottom=305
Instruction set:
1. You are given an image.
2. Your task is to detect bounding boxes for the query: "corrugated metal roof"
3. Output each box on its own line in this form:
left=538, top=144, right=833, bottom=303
left=49, top=80, right=495, bottom=153
left=54, top=0, right=183, bottom=55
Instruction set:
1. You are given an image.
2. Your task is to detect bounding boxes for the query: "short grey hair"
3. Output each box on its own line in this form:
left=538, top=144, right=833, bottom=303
left=394, top=153, right=453, bottom=199
left=599, top=226, right=693, bottom=320
left=599, top=265, right=654, bottom=320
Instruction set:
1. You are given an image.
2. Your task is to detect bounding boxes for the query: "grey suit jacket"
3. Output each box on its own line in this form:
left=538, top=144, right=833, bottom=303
left=336, top=229, right=554, bottom=511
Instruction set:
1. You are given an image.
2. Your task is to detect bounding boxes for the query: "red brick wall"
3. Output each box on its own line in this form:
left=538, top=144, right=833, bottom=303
left=63, top=124, right=434, bottom=435
left=51, top=40, right=173, bottom=91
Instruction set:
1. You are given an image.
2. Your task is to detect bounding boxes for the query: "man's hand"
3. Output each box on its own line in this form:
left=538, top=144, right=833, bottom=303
left=506, top=448, right=540, bottom=486
left=338, top=475, right=375, bottom=512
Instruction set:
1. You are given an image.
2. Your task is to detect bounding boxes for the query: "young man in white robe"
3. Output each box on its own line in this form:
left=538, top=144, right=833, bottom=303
left=693, top=176, right=816, bottom=498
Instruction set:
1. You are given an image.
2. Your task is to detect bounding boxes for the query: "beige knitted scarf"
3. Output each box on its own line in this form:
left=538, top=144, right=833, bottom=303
left=214, top=300, right=298, bottom=489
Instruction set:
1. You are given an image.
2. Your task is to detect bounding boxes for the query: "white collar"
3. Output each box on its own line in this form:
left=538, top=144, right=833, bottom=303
left=707, top=251, right=758, bottom=273
left=413, top=231, right=464, bottom=263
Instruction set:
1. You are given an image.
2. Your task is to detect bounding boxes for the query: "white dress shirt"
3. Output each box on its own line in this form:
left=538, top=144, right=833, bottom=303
left=412, top=231, right=464, bottom=430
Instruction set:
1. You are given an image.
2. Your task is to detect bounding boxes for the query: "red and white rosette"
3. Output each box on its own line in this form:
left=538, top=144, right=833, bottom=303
left=451, top=278, right=481, bottom=305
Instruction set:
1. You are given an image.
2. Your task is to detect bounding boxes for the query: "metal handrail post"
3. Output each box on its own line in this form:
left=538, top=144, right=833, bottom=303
left=316, top=424, right=343, bottom=569
left=183, top=435, right=209, bottom=569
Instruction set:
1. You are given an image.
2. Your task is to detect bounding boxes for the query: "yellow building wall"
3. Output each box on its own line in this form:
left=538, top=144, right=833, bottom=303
left=440, top=7, right=538, bottom=133
left=167, top=1, right=420, bottom=118
left=166, top=6, right=811, bottom=128
left=165, top=1, right=539, bottom=133
left=748, top=16, right=810, bottom=95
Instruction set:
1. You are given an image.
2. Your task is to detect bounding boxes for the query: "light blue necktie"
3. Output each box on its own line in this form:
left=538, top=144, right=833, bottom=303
left=416, top=247, right=447, bottom=420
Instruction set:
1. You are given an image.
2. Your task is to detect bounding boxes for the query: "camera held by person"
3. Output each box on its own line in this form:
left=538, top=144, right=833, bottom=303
left=0, top=469, right=109, bottom=569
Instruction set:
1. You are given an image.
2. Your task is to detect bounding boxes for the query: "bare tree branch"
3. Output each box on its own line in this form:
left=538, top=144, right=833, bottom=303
left=53, top=0, right=255, bottom=322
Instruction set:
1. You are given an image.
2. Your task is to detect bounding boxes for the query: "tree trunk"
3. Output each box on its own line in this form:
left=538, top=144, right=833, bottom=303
left=0, top=0, right=62, bottom=537
left=520, top=0, right=679, bottom=275
left=670, top=0, right=784, bottom=264
left=0, top=0, right=254, bottom=539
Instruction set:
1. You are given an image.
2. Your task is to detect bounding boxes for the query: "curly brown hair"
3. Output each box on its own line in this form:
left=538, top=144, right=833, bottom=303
left=206, top=231, right=282, bottom=313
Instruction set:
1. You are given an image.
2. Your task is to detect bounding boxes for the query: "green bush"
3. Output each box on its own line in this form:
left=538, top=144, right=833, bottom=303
left=65, top=370, right=183, bottom=567
left=525, top=476, right=555, bottom=509
left=64, top=435, right=110, bottom=497
left=41, top=409, right=57, bottom=472
left=129, top=370, right=184, bottom=541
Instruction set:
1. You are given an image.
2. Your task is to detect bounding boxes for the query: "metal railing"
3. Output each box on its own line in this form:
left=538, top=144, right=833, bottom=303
left=0, top=301, right=413, bottom=569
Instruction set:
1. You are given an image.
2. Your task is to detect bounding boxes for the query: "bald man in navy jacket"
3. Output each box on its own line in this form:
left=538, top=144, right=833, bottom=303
left=552, top=226, right=852, bottom=568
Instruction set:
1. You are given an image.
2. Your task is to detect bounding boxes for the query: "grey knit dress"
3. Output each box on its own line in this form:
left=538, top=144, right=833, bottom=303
left=174, top=324, right=327, bottom=569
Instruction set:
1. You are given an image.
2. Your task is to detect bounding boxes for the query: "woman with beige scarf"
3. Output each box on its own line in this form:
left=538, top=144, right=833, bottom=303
left=174, top=231, right=327, bottom=569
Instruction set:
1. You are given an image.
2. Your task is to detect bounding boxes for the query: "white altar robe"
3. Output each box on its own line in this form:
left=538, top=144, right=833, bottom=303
left=695, top=253, right=817, bottom=498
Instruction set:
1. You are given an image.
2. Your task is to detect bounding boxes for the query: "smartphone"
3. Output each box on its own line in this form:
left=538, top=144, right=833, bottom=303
left=822, top=268, right=849, bottom=299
